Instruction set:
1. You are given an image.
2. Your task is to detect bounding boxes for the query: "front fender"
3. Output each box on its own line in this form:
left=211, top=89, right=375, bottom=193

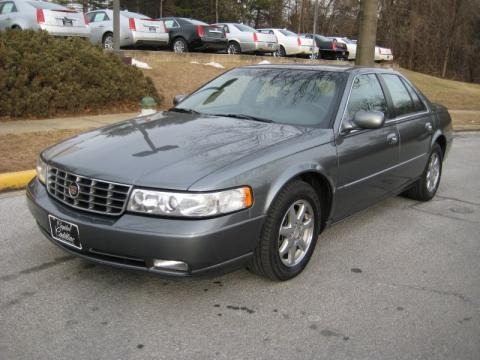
left=262, top=163, right=334, bottom=215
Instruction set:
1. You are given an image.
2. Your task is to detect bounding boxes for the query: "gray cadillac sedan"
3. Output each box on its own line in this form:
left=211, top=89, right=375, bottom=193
left=27, top=65, right=453, bottom=281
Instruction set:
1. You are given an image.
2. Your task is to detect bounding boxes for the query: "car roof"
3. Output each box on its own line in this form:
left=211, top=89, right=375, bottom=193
left=241, top=64, right=398, bottom=75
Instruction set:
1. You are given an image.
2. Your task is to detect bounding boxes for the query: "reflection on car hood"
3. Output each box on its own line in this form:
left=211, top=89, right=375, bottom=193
left=43, top=112, right=309, bottom=190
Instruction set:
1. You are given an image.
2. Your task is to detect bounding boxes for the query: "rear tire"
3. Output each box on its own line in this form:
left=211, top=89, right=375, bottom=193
left=11, top=25, right=22, bottom=30
left=403, top=144, right=443, bottom=201
left=173, top=38, right=188, bottom=53
left=249, top=181, right=321, bottom=281
left=227, top=41, right=241, bottom=55
left=102, top=32, right=113, bottom=49
left=275, top=45, right=286, bottom=57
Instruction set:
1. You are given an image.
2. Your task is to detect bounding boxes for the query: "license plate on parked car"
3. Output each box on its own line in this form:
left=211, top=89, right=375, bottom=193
left=48, top=215, right=81, bottom=249
left=149, top=26, right=156, bottom=32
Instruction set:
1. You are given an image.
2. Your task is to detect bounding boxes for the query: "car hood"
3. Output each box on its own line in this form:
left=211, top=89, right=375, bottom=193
left=43, top=112, right=309, bottom=190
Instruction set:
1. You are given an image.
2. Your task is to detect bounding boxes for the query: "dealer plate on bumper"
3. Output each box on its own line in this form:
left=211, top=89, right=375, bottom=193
left=48, top=215, right=82, bottom=249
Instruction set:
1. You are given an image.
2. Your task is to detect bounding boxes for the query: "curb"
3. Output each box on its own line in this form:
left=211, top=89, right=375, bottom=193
left=0, top=170, right=35, bottom=192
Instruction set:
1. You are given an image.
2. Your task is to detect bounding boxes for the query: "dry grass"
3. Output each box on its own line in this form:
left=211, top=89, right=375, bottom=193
left=2, top=58, right=479, bottom=173
left=0, top=129, right=90, bottom=173
left=144, top=63, right=229, bottom=110
left=139, top=60, right=480, bottom=112
left=399, top=68, right=480, bottom=110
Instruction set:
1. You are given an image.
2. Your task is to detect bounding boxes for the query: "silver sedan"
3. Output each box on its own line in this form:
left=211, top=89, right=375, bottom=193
left=215, top=22, right=279, bottom=55
left=0, top=0, right=89, bottom=37
left=86, top=9, right=169, bottom=49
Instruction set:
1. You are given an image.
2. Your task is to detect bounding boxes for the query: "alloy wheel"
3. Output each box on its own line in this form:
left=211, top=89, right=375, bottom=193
left=426, top=152, right=440, bottom=192
left=278, top=200, right=315, bottom=267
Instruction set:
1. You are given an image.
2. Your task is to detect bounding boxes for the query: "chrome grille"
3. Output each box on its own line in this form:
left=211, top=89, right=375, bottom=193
left=47, top=166, right=131, bottom=216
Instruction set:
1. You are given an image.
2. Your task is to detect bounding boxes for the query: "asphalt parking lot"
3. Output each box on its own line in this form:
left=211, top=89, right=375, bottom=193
left=1, top=132, right=479, bottom=360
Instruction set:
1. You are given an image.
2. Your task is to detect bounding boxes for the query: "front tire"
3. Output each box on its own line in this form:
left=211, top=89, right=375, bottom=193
left=403, top=144, right=443, bottom=201
left=249, top=181, right=321, bottom=281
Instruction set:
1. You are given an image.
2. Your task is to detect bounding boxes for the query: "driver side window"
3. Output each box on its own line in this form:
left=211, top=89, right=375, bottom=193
left=346, top=74, right=387, bottom=121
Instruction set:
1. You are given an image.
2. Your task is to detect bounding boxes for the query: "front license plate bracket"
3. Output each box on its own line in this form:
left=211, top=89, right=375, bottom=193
left=48, top=215, right=82, bottom=249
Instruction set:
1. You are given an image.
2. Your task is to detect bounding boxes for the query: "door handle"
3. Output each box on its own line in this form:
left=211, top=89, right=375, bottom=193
left=99, top=25, right=105, bottom=28
left=425, top=122, right=433, bottom=132
left=387, top=133, right=398, bottom=145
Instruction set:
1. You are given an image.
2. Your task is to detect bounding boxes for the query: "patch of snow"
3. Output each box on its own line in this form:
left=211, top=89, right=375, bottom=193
left=204, top=61, right=225, bottom=69
left=258, top=60, right=271, bottom=65
left=132, top=58, right=152, bottom=70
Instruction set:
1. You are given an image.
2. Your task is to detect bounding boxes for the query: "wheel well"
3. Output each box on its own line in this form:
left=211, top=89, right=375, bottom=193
left=11, top=25, right=21, bottom=29
left=103, top=31, right=113, bottom=40
left=435, top=135, right=447, bottom=157
left=296, top=172, right=333, bottom=231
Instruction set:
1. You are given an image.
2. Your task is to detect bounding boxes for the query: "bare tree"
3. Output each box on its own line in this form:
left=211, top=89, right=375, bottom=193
left=356, top=0, right=379, bottom=66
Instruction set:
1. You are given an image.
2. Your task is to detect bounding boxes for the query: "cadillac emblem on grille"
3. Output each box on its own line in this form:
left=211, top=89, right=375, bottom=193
left=68, top=182, right=80, bottom=198
left=47, top=166, right=131, bottom=216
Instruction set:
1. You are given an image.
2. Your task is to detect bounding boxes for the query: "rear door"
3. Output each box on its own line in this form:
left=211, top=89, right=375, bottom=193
left=334, top=73, right=400, bottom=221
left=0, top=1, right=17, bottom=30
left=87, top=11, right=110, bottom=44
left=379, top=74, right=433, bottom=189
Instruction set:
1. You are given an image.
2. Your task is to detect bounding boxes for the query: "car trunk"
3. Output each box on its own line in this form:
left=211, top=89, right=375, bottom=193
left=200, top=25, right=225, bottom=39
left=128, top=18, right=167, bottom=34
left=38, top=8, right=87, bottom=28
left=298, top=36, right=315, bottom=47
left=378, top=47, right=392, bottom=55
left=256, top=31, right=276, bottom=43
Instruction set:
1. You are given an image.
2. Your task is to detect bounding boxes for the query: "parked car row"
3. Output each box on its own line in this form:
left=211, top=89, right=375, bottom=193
left=0, top=0, right=393, bottom=61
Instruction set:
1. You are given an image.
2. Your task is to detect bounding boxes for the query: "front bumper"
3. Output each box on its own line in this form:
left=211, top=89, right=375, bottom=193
left=26, top=178, right=264, bottom=277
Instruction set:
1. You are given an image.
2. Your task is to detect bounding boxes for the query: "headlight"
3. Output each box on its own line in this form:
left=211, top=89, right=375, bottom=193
left=127, top=187, right=253, bottom=217
left=36, top=156, right=47, bottom=185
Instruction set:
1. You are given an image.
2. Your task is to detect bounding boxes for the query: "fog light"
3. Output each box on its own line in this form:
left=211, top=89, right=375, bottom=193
left=152, top=259, right=189, bottom=272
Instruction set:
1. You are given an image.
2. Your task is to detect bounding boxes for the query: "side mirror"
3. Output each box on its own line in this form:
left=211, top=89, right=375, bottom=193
left=173, top=94, right=186, bottom=106
left=343, top=110, right=385, bottom=133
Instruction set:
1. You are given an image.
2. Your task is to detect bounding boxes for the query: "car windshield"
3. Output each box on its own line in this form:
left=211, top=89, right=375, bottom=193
left=176, top=68, right=346, bottom=128
left=278, top=29, right=297, bottom=37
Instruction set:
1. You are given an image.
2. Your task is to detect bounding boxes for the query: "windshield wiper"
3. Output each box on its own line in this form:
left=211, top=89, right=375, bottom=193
left=215, top=113, right=273, bottom=123
left=168, top=107, right=201, bottom=115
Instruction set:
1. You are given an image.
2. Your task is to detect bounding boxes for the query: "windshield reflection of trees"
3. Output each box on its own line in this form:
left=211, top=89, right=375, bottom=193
left=179, top=69, right=344, bottom=126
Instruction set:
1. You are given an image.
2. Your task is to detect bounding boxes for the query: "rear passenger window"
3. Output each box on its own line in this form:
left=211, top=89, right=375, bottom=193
left=164, top=19, right=179, bottom=29
left=93, top=12, right=108, bottom=22
left=381, top=74, right=416, bottom=117
left=346, top=74, right=387, bottom=121
left=0, top=2, right=17, bottom=14
left=402, top=79, right=426, bottom=112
